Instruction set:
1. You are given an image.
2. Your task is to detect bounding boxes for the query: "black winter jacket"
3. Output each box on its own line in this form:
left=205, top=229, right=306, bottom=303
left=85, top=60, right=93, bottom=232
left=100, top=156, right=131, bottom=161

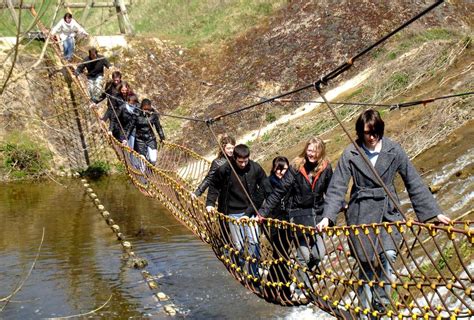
left=206, top=159, right=267, bottom=217
left=261, top=173, right=290, bottom=220
left=260, top=160, right=333, bottom=222
left=98, top=80, right=120, bottom=105
left=116, top=103, right=139, bottom=141
left=76, top=55, right=110, bottom=79
left=125, top=110, right=165, bottom=142
left=194, top=156, right=227, bottom=197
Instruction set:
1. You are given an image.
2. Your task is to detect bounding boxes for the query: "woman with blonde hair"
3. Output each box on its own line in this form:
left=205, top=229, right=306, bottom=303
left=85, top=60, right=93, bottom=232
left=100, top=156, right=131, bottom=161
left=260, top=136, right=333, bottom=300
left=192, top=134, right=236, bottom=198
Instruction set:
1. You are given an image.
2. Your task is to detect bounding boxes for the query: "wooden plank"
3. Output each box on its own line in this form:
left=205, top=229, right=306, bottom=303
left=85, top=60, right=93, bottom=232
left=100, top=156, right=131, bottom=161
left=0, top=3, right=33, bottom=9
left=64, top=1, right=130, bottom=8
left=0, top=1, right=130, bottom=9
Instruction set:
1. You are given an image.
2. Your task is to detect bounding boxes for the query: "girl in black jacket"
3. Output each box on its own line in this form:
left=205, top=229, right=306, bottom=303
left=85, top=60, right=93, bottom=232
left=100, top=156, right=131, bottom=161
left=192, top=134, right=235, bottom=198
left=103, top=81, right=134, bottom=140
left=260, top=137, right=333, bottom=299
left=117, top=94, right=139, bottom=146
left=124, top=98, right=165, bottom=165
left=260, top=156, right=293, bottom=303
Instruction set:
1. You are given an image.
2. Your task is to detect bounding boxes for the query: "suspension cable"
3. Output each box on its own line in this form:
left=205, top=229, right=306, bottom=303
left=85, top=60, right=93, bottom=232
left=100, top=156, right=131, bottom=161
left=276, top=91, right=474, bottom=109
left=208, top=0, right=444, bottom=123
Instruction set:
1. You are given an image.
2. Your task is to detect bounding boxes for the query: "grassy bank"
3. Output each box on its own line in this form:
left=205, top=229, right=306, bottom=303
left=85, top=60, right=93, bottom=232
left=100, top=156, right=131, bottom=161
left=0, top=0, right=287, bottom=48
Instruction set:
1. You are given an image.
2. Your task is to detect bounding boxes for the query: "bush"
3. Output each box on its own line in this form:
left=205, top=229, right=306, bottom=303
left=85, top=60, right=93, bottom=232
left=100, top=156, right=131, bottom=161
left=0, top=133, right=52, bottom=179
left=80, top=160, right=111, bottom=180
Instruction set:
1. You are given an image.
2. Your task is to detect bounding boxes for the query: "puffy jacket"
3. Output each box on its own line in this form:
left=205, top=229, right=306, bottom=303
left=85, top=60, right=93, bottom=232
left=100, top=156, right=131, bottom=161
left=260, top=160, right=333, bottom=223
left=194, top=156, right=227, bottom=196
left=126, top=110, right=165, bottom=142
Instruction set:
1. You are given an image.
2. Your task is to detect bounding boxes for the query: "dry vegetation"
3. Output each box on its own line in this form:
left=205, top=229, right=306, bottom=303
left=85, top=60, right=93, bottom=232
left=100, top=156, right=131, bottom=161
left=0, top=0, right=472, bottom=179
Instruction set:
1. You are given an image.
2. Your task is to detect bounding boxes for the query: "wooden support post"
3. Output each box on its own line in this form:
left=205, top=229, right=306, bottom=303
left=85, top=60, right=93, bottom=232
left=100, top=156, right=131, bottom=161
left=6, top=0, right=20, bottom=29
left=81, top=0, right=93, bottom=25
left=114, top=0, right=134, bottom=35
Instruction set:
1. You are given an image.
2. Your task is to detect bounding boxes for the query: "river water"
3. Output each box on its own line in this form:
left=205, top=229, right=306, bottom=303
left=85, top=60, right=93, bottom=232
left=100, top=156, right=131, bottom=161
left=0, top=177, right=330, bottom=319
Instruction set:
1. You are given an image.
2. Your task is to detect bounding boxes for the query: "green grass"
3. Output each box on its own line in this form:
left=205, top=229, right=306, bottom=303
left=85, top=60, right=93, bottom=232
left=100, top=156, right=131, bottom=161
left=1, top=0, right=286, bottom=48
left=387, top=72, right=409, bottom=91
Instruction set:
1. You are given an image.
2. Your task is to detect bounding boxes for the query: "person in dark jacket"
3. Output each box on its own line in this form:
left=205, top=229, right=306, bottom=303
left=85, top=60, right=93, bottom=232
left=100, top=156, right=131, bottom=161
left=260, top=137, right=333, bottom=300
left=260, top=156, right=293, bottom=303
left=124, top=98, right=165, bottom=165
left=316, top=109, right=450, bottom=316
left=206, top=144, right=267, bottom=279
left=98, top=70, right=122, bottom=104
left=192, top=134, right=236, bottom=198
left=75, top=47, right=110, bottom=102
left=103, top=81, right=134, bottom=140
left=117, top=94, right=139, bottom=147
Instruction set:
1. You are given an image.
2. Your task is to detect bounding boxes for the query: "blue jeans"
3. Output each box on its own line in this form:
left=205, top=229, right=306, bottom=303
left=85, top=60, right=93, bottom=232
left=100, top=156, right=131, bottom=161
left=295, top=233, right=325, bottom=288
left=63, top=37, right=74, bottom=61
left=228, top=213, right=260, bottom=278
left=358, top=250, right=397, bottom=314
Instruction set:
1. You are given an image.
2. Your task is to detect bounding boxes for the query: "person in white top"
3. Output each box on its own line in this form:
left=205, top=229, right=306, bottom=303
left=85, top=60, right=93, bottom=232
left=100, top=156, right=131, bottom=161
left=51, top=13, right=88, bottom=61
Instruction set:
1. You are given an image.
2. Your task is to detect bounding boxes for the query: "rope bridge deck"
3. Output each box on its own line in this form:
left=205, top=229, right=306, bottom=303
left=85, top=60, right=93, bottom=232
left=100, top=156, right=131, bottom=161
left=29, top=1, right=473, bottom=317
left=97, top=117, right=473, bottom=319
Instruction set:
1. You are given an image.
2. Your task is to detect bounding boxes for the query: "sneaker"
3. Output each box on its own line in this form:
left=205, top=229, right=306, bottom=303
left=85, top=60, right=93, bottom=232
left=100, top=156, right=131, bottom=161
left=372, top=300, right=386, bottom=314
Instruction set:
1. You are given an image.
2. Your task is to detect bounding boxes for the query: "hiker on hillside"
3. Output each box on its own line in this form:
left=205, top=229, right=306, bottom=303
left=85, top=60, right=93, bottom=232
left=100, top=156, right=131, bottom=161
left=316, top=109, right=451, bottom=317
left=206, top=144, right=267, bottom=283
left=192, top=134, right=236, bottom=199
left=260, top=137, right=333, bottom=302
left=75, top=47, right=110, bottom=103
left=51, top=13, right=88, bottom=61
left=124, top=98, right=165, bottom=165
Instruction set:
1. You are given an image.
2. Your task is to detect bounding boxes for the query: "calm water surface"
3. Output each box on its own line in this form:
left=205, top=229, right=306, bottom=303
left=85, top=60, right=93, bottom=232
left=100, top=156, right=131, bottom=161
left=0, top=177, right=328, bottom=319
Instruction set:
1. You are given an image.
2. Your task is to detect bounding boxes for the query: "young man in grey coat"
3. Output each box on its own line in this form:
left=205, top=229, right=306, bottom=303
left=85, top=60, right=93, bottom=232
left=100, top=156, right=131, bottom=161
left=316, top=109, right=450, bottom=317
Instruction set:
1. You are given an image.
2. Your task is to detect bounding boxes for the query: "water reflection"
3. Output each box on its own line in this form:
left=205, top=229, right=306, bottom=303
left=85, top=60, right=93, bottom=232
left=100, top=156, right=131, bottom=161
left=0, top=177, right=331, bottom=319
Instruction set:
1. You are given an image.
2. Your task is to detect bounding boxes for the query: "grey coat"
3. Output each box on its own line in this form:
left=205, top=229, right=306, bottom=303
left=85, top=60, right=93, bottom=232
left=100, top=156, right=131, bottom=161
left=323, top=137, right=442, bottom=262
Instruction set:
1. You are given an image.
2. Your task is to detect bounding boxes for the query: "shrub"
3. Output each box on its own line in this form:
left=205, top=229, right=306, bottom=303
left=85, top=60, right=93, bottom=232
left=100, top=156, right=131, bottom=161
left=265, top=113, right=277, bottom=123
left=0, top=133, right=52, bottom=179
left=80, top=160, right=111, bottom=180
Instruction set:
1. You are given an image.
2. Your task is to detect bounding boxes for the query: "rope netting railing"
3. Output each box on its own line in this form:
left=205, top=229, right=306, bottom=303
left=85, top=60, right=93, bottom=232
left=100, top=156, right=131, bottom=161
left=95, top=126, right=473, bottom=319
left=28, top=0, right=473, bottom=318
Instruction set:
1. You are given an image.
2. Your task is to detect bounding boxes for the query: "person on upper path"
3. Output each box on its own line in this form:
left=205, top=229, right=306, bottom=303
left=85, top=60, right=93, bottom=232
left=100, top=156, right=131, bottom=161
left=192, top=134, right=236, bottom=199
left=51, top=12, right=88, bottom=61
left=75, top=47, right=110, bottom=103
left=316, top=109, right=450, bottom=316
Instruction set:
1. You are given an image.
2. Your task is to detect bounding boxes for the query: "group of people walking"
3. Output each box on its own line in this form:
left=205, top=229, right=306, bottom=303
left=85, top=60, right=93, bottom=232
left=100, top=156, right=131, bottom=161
left=51, top=13, right=166, bottom=164
left=98, top=71, right=166, bottom=164
left=50, top=11, right=451, bottom=316
left=197, top=109, right=450, bottom=314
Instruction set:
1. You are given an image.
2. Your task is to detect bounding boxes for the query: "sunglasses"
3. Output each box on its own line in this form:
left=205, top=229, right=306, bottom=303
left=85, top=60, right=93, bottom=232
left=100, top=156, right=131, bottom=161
left=363, top=130, right=379, bottom=137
